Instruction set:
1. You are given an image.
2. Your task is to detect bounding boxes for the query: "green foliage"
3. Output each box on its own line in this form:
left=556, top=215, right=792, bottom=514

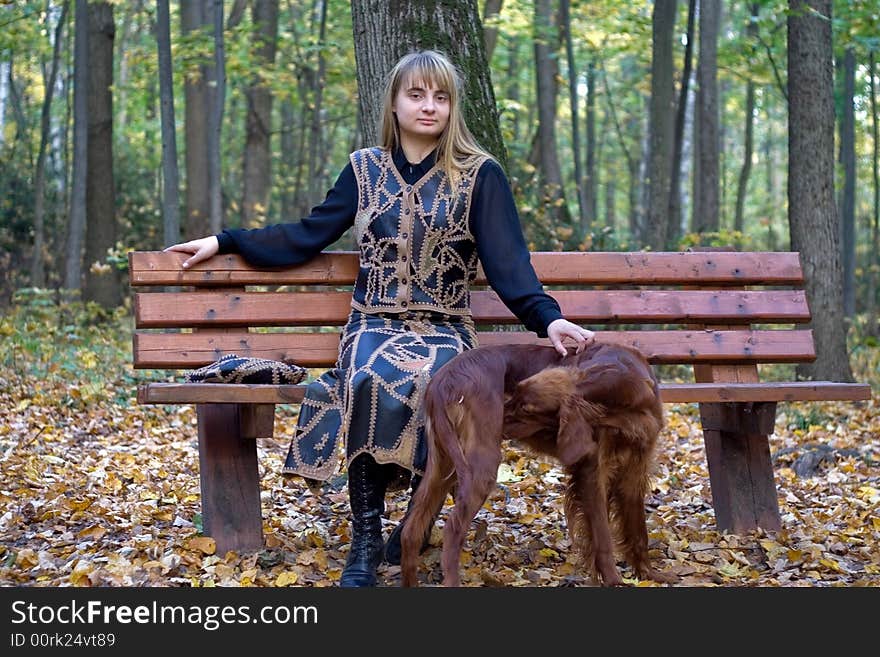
left=0, top=290, right=145, bottom=409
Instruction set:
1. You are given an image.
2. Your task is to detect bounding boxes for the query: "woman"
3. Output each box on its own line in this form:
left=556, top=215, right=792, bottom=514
left=166, top=50, right=594, bottom=587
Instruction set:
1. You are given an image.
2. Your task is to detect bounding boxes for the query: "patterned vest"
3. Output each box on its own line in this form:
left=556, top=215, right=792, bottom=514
left=349, top=147, right=486, bottom=316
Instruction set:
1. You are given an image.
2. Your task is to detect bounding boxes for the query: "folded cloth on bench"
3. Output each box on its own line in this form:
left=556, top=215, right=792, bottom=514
left=184, top=354, right=307, bottom=385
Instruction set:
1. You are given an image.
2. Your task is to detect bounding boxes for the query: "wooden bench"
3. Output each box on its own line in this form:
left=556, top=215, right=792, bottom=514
left=128, top=249, right=872, bottom=554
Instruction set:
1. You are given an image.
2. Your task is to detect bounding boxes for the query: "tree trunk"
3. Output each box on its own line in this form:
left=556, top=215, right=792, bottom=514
left=839, top=47, right=856, bottom=318
left=181, top=0, right=210, bottom=239
left=307, top=0, right=328, bottom=205
left=350, top=0, right=506, bottom=168
left=734, top=3, right=760, bottom=234
left=788, top=0, right=853, bottom=381
left=646, top=0, right=676, bottom=249
left=533, top=0, right=570, bottom=233
left=483, top=0, right=503, bottom=62
left=64, top=0, right=89, bottom=293
left=693, top=0, right=720, bottom=236
left=83, top=1, right=120, bottom=309
left=585, top=60, right=598, bottom=230
left=241, top=0, right=279, bottom=228
left=31, top=1, right=68, bottom=288
left=668, top=0, right=695, bottom=247
left=867, top=51, right=879, bottom=338
left=157, top=0, right=180, bottom=246
left=207, top=0, right=225, bottom=233
left=560, top=0, right=587, bottom=235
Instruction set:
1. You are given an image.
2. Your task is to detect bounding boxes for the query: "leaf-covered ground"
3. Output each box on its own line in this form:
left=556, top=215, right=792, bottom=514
left=1, top=299, right=878, bottom=587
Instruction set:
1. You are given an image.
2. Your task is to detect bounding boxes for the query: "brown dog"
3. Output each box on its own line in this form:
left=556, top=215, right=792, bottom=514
left=400, top=342, right=677, bottom=586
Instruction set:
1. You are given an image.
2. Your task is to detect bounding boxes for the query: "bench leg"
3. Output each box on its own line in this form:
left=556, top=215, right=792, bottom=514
left=196, top=403, right=264, bottom=554
left=698, top=402, right=782, bottom=533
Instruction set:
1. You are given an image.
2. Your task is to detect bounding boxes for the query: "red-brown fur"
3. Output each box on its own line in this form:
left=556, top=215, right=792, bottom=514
left=400, top=342, right=678, bottom=586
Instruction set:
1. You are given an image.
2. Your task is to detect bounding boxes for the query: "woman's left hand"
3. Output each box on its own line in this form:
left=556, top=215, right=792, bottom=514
left=547, top=319, right=595, bottom=357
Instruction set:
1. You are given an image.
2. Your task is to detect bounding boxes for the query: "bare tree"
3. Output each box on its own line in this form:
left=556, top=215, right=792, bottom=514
left=483, top=0, right=504, bottom=62
left=181, top=0, right=210, bottom=239
left=788, top=0, right=853, bottom=381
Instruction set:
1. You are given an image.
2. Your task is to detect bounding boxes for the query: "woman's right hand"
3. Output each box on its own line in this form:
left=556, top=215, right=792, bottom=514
left=164, top=236, right=219, bottom=269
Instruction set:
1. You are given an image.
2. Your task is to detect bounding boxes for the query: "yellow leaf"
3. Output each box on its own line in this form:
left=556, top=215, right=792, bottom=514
left=539, top=548, right=559, bottom=558
left=76, top=525, right=107, bottom=540
left=186, top=536, right=216, bottom=555
left=275, top=571, right=299, bottom=586
left=16, top=399, right=30, bottom=411
left=787, top=549, right=804, bottom=562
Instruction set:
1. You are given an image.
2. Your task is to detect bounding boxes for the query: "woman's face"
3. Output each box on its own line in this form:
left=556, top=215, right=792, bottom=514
left=392, top=78, right=450, bottom=143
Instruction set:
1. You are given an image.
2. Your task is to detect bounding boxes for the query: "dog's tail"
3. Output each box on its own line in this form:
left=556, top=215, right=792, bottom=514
left=423, top=387, right=471, bottom=483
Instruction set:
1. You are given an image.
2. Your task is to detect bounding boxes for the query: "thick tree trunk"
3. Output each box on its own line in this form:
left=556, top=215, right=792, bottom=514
left=83, top=1, right=119, bottom=309
left=788, top=0, right=853, bottom=381
left=241, top=0, right=279, bottom=228
left=693, top=0, right=720, bottom=236
left=646, top=0, right=676, bottom=250
left=350, top=0, right=505, bottom=168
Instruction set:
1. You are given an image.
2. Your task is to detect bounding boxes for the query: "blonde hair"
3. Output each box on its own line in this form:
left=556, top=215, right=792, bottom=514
left=379, top=50, right=492, bottom=186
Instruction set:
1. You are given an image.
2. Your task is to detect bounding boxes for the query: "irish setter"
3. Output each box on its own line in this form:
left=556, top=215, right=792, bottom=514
left=399, top=342, right=677, bottom=586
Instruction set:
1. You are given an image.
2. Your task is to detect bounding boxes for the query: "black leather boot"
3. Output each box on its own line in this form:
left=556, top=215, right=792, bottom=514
left=383, top=474, right=435, bottom=566
left=340, top=454, right=387, bottom=587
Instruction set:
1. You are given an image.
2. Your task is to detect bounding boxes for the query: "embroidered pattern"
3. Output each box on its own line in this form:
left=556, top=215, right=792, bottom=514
left=348, top=148, right=486, bottom=316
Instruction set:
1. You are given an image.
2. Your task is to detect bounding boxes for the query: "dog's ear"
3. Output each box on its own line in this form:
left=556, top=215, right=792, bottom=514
left=556, top=396, right=596, bottom=467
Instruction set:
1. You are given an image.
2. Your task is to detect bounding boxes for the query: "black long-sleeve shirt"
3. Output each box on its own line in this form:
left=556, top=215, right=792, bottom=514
left=217, top=149, right=563, bottom=336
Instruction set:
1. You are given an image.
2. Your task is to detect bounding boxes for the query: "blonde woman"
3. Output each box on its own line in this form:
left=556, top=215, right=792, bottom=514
left=166, top=50, right=593, bottom=587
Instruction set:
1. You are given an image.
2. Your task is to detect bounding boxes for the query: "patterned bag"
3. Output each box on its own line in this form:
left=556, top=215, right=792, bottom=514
left=184, top=354, right=307, bottom=385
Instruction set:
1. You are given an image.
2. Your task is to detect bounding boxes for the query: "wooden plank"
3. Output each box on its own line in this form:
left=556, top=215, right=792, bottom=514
left=134, top=289, right=811, bottom=328
left=137, top=380, right=871, bottom=405
left=196, top=404, right=264, bottom=554
left=129, top=250, right=805, bottom=287
left=133, top=328, right=818, bottom=369
left=661, top=381, right=872, bottom=402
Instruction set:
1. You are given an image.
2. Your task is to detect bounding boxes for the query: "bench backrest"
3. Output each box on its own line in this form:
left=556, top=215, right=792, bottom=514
left=129, top=250, right=814, bottom=377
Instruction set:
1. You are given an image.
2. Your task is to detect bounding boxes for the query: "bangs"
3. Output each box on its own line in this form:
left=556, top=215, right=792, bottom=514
left=398, top=54, right=457, bottom=96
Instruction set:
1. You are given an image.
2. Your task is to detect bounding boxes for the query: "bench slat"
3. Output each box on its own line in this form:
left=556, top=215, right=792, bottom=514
left=132, top=329, right=817, bottom=368
left=129, top=250, right=805, bottom=287
left=137, top=380, right=871, bottom=405
left=134, top=289, right=811, bottom=328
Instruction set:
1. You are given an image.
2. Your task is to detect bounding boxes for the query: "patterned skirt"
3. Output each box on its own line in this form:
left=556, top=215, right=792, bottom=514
left=282, top=309, right=477, bottom=482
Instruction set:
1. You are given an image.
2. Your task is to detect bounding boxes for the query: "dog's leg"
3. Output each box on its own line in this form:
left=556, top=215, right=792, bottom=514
left=400, top=458, right=453, bottom=586
left=568, top=454, right=623, bottom=586
left=610, top=439, right=679, bottom=585
left=440, top=405, right=503, bottom=587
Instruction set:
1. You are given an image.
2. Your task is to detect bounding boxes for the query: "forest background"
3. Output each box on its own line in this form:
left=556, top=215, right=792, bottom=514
left=0, top=0, right=878, bottom=587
